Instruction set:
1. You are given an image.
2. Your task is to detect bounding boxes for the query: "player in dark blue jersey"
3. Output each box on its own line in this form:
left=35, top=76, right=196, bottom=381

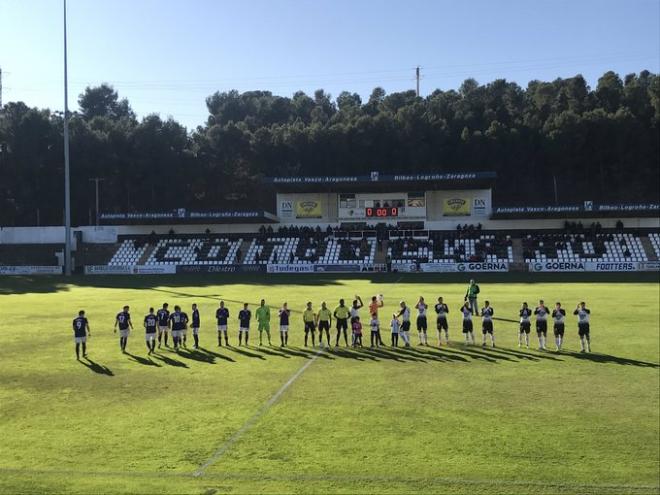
left=278, top=302, right=291, bottom=347
left=169, top=305, right=188, bottom=351
left=114, top=305, right=133, bottom=353
left=156, top=303, right=170, bottom=348
left=144, top=308, right=158, bottom=354
left=216, top=301, right=230, bottom=346
left=72, top=310, right=90, bottom=360
left=238, top=303, right=251, bottom=346
left=191, top=303, right=201, bottom=349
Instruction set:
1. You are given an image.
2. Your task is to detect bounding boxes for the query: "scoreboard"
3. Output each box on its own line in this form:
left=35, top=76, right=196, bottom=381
left=365, top=207, right=399, bottom=218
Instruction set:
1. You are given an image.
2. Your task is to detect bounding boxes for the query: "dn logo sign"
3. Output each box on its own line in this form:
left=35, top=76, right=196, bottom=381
left=473, top=198, right=486, bottom=214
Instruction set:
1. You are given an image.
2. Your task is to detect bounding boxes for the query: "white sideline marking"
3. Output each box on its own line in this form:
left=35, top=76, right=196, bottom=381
left=192, top=347, right=324, bottom=477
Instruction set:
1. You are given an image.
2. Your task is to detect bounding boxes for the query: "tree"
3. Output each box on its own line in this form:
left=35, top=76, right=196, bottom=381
left=78, top=84, right=135, bottom=121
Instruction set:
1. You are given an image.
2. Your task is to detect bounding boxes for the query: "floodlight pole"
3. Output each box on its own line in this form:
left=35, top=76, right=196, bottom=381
left=63, top=0, right=72, bottom=275
left=89, top=177, right=105, bottom=226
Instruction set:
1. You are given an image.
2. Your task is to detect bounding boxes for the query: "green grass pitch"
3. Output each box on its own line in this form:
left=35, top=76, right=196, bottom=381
left=0, top=273, right=658, bottom=495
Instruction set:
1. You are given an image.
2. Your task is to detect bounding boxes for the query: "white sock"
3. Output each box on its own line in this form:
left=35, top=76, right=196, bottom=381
left=558, top=336, right=562, bottom=349
left=470, top=331, right=475, bottom=344
left=445, top=330, right=449, bottom=342
left=518, top=333, right=523, bottom=345
left=491, top=334, right=495, bottom=346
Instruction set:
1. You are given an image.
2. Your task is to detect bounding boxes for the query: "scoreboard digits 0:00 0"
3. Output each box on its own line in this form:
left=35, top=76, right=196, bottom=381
left=365, top=207, right=399, bottom=217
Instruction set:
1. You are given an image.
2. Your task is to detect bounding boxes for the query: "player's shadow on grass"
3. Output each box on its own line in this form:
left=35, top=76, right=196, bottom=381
left=364, top=347, right=426, bottom=362
left=177, top=349, right=215, bottom=364
left=277, top=347, right=314, bottom=359
left=198, top=347, right=236, bottom=362
left=569, top=352, right=660, bottom=368
left=152, top=353, right=189, bottom=368
left=399, top=346, right=464, bottom=363
left=296, top=347, right=336, bottom=360
left=80, top=358, right=114, bottom=375
left=253, top=346, right=291, bottom=358
left=226, top=346, right=266, bottom=360
left=126, top=352, right=161, bottom=367
left=487, top=346, right=563, bottom=362
left=330, top=347, right=370, bottom=361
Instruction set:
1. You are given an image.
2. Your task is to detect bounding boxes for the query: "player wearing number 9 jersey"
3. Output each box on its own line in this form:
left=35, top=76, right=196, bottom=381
left=72, top=310, right=90, bottom=360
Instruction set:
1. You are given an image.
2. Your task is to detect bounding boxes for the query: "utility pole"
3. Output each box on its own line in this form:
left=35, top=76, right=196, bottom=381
left=89, top=177, right=105, bottom=226
left=63, top=0, right=72, bottom=276
left=415, top=66, right=420, bottom=97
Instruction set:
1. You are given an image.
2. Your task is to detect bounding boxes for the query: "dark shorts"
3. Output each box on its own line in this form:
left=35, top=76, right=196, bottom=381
left=417, top=316, right=427, bottom=331
left=520, top=321, right=531, bottom=334
left=462, top=320, right=473, bottom=333
left=536, top=320, right=548, bottom=334
left=436, top=317, right=448, bottom=330
left=482, top=320, right=493, bottom=334
left=578, top=323, right=590, bottom=336
left=401, top=321, right=411, bottom=332
left=319, top=320, right=330, bottom=331
left=304, top=322, right=316, bottom=333
left=336, top=318, right=348, bottom=331
left=553, top=323, right=565, bottom=336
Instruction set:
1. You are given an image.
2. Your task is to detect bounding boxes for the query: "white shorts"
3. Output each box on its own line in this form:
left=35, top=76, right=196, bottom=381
left=181, top=328, right=188, bottom=335
left=158, top=326, right=168, bottom=333
left=74, top=336, right=87, bottom=344
left=192, top=327, right=199, bottom=335
left=145, top=333, right=156, bottom=342
left=239, top=327, right=249, bottom=333
left=171, top=330, right=182, bottom=338
left=280, top=325, right=289, bottom=333
left=119, top=329, right=130, bottom=338
left=217, top=325, right=227, bottom=332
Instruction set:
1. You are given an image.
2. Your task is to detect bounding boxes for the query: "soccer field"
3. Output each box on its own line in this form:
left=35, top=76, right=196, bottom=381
left=0, top=274, right=658, bottom=495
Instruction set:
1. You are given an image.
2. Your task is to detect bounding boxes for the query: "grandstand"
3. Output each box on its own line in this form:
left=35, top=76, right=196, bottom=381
left=523, top=232, right=649, bottom=264
left=0, top=172, right=658, bottom=274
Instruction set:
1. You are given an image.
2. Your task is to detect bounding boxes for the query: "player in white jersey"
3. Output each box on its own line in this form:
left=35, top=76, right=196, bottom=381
left=519, top=302, right=532, bottom=349
left=460, top=302, right=475, bottom=345
left=552, top=302, right=566, bottom=352
left=434, top=296, right=450, bottom=346
left=480, top=300, right=495, bottom=347
left=415, top=297, right=429, bottom=345
left=534, top=299, right=550, bottom=350
left=573, top=302, right=592, bottom=353
left=397, top=301, right=411, bottom=347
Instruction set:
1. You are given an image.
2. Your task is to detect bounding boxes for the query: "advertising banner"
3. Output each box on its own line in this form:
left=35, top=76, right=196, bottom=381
left=528, top=261, right=656, bottom=272
left=419, top=262, right=509, bottom=272
left=84, top=265, right=133, bottom=275
left=295, top=200, right=322, bottom=218
left=266, top=264, right=365, bottom=273
left=0, top=266, right=63, bottom=275
left=442, top=197, right=471, bottom=216
left=84, top=265, right=175, bottom=275
left=314, top=264, right=363, bottom=273
left=637, top=261, right=660, bottom=272
left=267, top=264, right=315, bottom=273
left=176, top=264, right=265, bottom=274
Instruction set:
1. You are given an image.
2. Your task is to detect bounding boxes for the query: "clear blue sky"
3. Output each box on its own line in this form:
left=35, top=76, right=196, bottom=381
left=1, top=0, right=658, bottom=129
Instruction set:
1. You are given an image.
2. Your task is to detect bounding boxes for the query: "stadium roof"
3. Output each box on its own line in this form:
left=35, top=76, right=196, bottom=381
left=263, top=171, right=496, bottom=192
